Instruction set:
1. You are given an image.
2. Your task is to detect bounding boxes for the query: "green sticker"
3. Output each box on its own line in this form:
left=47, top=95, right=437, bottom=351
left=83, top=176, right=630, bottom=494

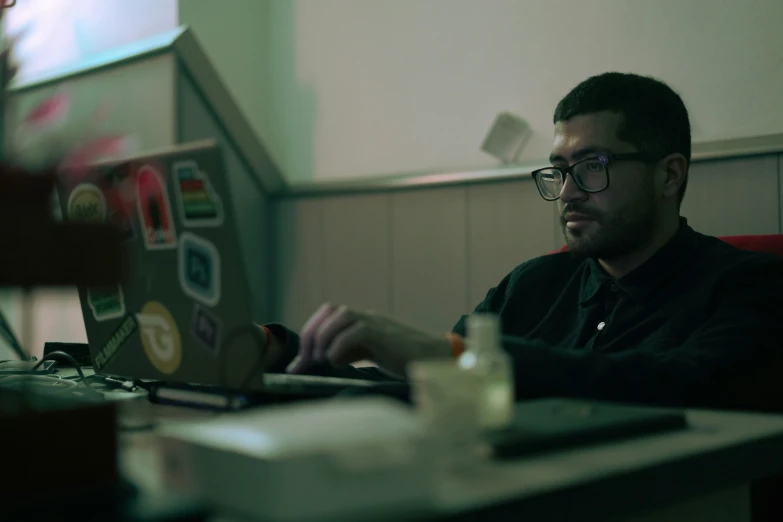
left=88, top=285, right=126, bottom=322
left=94, top=315, right=138, bottom=371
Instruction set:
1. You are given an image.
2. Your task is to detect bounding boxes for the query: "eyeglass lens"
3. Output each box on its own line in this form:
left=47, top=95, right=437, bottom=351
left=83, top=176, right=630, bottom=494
left=536, top=159, right=608, bottom=199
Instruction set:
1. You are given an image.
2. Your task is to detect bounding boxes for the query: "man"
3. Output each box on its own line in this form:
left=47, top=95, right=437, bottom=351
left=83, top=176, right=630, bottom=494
left=261, top=72, right=783, bottom=412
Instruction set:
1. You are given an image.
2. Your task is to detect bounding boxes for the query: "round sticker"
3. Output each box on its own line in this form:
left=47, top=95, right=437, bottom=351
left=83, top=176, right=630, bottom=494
left=67, top=183, right=106, bottom=222
left=136, top=301, right=182, bottom=374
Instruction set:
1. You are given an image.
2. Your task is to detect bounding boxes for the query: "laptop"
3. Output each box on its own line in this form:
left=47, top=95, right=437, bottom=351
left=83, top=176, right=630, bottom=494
left=57, top=140, right=407, bottom=401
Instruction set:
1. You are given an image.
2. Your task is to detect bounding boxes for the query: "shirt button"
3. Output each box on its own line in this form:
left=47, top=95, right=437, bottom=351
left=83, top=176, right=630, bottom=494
left=610, top=283, right=619, bottom=292
left=597, top=321, right=606, bottom=331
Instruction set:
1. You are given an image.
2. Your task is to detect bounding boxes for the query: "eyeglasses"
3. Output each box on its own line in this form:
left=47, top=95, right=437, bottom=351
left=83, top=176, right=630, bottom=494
left=531, top=152, right=653, bottom=201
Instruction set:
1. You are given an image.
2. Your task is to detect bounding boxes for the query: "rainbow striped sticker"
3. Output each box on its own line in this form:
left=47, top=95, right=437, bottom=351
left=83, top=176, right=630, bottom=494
left=172, top=160, right=224, bottom=227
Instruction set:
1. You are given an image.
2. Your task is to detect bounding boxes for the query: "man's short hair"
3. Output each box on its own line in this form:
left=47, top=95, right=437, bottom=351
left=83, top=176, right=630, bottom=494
left=553, top=72, right=691, bottom=204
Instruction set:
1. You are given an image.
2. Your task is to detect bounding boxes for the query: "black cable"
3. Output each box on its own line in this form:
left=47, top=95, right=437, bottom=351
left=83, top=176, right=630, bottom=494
left=12, top=350, right=105, bottom=401
left=31, top=350, right=86, bottom=380
left=218, top=325, right=265, bottom=391
left=0, top=308, right=27, bottom=361
left=132, top=379, right=155, bottom=391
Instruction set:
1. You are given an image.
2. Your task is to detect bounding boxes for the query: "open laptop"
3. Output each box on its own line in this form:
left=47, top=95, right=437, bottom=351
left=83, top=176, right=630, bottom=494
left=57, top=140, right=407, bottom=401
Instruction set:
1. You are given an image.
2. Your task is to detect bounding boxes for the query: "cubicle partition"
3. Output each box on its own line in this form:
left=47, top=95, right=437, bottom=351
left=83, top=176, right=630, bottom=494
left=2, top=27, right=282, bottom=356
left=273, top=147, right=783, bottom=334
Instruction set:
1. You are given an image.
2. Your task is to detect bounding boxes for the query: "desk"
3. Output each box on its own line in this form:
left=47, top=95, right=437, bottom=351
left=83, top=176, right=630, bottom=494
left=435, top=408, right=783, bottom=521
left=113, top=397, right=783, bottom=522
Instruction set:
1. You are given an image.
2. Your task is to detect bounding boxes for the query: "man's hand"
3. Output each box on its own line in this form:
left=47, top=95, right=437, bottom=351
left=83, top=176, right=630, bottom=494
left=287, top=303, right=452, bottom=376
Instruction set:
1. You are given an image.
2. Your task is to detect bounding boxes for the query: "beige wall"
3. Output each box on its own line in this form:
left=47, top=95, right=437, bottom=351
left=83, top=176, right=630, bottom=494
left=274, top=153, right=782, bottom=333
left=177, top=0, right=273, bottom=171
left=181, top=0, right=783, bottom=183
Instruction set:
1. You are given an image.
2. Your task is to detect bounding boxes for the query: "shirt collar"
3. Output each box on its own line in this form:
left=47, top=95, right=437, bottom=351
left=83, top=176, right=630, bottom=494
left=579, top=217, right=697, bottom=305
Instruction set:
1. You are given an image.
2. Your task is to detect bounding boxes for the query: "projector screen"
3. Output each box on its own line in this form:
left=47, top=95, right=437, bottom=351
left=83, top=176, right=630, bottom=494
left=4, top=0, right=177, bottom=84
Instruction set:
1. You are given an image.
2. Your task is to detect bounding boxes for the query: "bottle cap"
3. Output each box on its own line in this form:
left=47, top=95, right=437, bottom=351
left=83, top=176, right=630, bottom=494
left=466, top=313, right=500, bottom=352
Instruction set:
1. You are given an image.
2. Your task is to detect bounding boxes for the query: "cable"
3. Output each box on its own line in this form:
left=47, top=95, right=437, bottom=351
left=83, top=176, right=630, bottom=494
left=31, top=351, right=86, bottom=380
left=0, top=374, right=78, bottom=388
left=102, top=376, right=138, bottom=392
left=29, top=350, right=105, bottom=399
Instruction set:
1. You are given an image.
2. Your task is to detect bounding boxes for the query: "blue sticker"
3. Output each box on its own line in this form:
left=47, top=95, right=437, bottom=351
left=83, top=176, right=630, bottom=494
left=178, top=232, right=221, bottom=307
left=191, top=304, right=222, bottom=356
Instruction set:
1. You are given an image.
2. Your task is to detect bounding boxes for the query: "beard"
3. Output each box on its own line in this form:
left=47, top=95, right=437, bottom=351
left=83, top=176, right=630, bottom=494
left=560, top=177, right=657, bottom=261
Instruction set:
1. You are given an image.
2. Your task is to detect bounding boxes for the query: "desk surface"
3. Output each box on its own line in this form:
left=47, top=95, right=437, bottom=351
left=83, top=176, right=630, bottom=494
left=114, top=397, right=783, bottom=522
left=435, top=408, right=783, bottom=520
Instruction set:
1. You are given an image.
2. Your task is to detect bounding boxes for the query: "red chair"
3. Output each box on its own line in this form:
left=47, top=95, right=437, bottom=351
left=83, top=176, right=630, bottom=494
left=717, top=235, right=783, bottom=257
left=556, top=234, right=783, bottom=257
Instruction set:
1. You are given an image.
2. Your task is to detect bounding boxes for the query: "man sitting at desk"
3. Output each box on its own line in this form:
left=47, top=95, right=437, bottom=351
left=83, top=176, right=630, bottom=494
left=261, top=72, right=783, bottom=411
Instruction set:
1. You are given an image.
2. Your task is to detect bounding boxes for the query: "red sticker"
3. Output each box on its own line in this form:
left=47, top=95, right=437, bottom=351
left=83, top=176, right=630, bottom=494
left=136, top=164, right=177, bottom=250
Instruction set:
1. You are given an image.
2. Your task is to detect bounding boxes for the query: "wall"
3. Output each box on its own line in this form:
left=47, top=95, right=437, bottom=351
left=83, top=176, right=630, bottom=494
left=177, top=0, right=275, bottom=173
left=275, top=153, right=782, bottom=333
left=181, top=0, right=783, bottom=183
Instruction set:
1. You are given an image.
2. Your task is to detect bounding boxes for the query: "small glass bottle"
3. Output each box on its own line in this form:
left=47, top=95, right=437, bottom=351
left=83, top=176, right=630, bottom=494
left=408, top=358, right=482, bottom=473
left=457, top=313, right=514, bottom=429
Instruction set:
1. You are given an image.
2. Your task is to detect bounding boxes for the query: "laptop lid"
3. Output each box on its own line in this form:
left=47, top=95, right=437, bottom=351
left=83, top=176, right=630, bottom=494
left=58, top=140, right=262, bottom=389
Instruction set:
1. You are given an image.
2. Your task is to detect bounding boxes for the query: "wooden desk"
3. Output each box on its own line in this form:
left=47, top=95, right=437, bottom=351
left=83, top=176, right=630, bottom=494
left=116, top=400, right=783, bottom=522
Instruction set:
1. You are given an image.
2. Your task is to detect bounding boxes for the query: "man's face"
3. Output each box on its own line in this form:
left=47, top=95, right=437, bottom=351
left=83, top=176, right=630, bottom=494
left=551, top=111, right=658, bottom=260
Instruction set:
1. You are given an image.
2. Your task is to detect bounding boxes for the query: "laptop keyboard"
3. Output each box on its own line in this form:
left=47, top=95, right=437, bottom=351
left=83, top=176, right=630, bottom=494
left=263, top=373, right=380, bottom=388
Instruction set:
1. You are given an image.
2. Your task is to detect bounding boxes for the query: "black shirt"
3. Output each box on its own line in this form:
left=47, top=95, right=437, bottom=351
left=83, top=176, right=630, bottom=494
left=269, top=218, right=783, bottom=411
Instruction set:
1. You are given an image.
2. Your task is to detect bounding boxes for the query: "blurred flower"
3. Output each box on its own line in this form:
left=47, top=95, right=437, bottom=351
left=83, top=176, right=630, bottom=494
left=23, top=90, right=69, bottom=127
left=1, top=2, right=140, bottom=222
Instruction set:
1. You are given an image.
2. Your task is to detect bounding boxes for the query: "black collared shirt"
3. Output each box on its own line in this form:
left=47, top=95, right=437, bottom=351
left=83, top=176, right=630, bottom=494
left=451, top=218, right=783, bottom=410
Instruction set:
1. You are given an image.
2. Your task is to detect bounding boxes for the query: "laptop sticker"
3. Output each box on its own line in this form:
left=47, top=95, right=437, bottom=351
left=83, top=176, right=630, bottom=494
left=109, top=205, right=136, bottom=242
left=93, top=315, right=138, bottom=372
left=103, top=170, right=136, bottom=242
left=67, top=183, right=106, bottom=222
left=137, top=301, right=182, bottom=375
left=191, top=304, right=222, bottom=356
left=172, top=160, right=224, bottom=227
left=87, top=285, right=126, bottom=322
left=136, top=164, right=177, bottom=250
left=178, top=232, right=221, bottom=307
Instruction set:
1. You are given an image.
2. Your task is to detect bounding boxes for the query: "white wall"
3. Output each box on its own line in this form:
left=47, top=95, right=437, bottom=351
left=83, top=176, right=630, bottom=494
left=182, top=0, right=783, bottom=183
left=177, top=0, right=275, bottom=178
